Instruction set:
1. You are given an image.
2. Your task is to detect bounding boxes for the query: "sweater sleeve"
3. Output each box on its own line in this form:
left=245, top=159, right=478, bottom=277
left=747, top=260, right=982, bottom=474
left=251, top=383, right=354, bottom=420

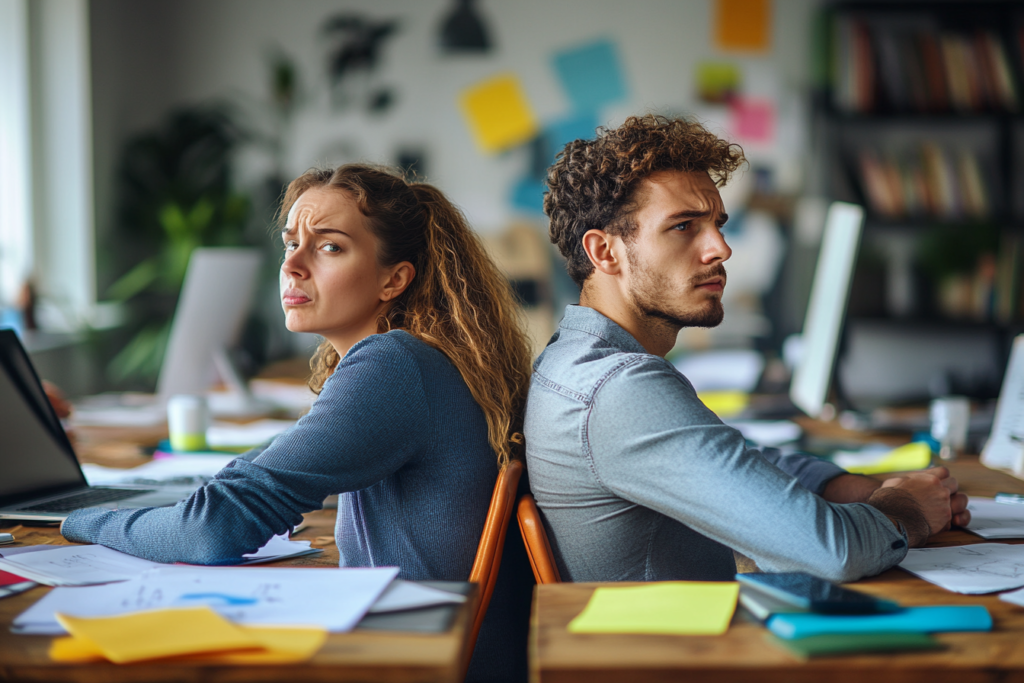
left=586, top=356, right=908, bottom=583
left=62, top=334, right=429, bottom=564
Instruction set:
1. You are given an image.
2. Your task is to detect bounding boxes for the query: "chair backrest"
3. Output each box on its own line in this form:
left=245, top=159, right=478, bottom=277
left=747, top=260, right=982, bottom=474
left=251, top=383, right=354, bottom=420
left=466, top=458, right=523, bottom=664
left=516, top=493, right=562, bottom=584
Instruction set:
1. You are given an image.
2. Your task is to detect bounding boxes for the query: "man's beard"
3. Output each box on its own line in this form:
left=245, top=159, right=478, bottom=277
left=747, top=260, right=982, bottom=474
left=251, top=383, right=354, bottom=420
left=626, top=250, right=726, bottom=330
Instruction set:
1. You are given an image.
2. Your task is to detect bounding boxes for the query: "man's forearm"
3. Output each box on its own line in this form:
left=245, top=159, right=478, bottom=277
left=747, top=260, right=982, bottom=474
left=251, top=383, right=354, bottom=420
left=821, top=473, right=881, bottom=504
left=866, top=487, right=929, bottom=547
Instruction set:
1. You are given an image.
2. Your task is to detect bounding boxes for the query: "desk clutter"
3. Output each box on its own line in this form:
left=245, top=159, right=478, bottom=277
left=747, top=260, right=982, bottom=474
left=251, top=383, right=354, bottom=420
left=0, top=540, right=465, bottom=664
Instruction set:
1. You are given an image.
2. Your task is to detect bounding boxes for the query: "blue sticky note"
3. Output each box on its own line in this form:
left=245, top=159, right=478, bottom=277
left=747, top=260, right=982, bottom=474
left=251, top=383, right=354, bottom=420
left=510, top=176, right=548, bottom=215
left=546, top=111, right=599, bottom=155
left=552, top=39, right=627, bottom=112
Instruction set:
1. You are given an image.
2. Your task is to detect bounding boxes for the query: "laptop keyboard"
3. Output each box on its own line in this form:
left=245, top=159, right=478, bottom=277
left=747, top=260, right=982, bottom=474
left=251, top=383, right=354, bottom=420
left=17, top=487, right=155, bottom=513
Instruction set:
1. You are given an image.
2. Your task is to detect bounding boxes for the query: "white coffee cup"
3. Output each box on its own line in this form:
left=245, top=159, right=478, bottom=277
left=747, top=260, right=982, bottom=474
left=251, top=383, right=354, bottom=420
left=930, top=396, right=970, bottom=462
left=167, top=394, right=209, bottom=452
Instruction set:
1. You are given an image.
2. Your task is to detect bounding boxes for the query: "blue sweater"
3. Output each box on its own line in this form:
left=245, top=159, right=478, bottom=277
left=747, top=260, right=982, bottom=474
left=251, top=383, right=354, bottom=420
left=63, top=330, right=529, bottom=682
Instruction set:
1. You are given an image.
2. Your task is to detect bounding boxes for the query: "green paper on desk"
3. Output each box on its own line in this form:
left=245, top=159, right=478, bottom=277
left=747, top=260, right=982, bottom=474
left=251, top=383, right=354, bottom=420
left=767, top=632, right=941, bottom=659
left=567, top=582, right=739, bottom=635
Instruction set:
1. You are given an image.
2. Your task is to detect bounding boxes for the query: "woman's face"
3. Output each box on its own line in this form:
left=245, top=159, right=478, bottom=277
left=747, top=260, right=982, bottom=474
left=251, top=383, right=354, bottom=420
left=279, top=187, right=410, bottom=353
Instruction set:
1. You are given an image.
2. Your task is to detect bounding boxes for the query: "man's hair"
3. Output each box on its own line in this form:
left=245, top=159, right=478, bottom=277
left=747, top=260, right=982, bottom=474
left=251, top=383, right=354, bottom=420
left=544, top=114, right=746, bottom=287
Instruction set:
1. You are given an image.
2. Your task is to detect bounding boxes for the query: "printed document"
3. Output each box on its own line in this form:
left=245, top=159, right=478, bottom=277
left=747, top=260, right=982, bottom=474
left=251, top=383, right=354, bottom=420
left=899, top=543, right=1024, bottom=594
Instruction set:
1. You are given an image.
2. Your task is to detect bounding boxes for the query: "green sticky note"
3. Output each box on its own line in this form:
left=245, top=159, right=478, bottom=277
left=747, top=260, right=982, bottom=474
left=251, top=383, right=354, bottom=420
left=567, top=582, right=739, bottom=636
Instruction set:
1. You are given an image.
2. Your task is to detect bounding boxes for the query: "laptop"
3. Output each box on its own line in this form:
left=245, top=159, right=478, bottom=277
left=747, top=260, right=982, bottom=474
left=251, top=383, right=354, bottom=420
left=0, top=329, right=193, bottom=522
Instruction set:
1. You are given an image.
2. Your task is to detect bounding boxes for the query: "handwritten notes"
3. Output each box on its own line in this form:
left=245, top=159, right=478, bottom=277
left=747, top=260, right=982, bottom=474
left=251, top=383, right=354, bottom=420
left=0, top=545, right=163, bottom=586
left=899, top=543, right=1024, bottom=594
left=568, top=582, right=739, bottom=636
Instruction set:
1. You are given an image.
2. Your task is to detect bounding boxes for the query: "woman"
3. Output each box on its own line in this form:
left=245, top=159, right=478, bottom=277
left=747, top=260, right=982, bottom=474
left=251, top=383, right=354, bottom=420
left=62, top=164, right=534, bottom=681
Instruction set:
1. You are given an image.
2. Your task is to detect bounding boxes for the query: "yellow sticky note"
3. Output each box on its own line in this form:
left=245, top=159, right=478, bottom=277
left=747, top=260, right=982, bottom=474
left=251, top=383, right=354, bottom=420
left=459, top=73, right=539, bottom=153
left=567, top=582, right=739, bottom=636
left=698, top=390, right=749, bottom=418
left=50, top=624, right=326, bottom=665
left=55, top=607, right=261, bottom=664
left=715, top=0, right=771, bottom=52
left=842, top=442, right=933, bottom=475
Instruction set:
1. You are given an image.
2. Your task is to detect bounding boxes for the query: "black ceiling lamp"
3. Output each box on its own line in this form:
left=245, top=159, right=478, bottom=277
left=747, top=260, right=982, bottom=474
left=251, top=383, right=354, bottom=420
left=439, top=0, right=493, bottom=53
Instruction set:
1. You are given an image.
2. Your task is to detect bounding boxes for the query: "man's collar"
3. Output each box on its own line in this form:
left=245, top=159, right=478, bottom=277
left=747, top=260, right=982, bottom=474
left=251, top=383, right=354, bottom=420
left=558, top=305, right=649, bottom=354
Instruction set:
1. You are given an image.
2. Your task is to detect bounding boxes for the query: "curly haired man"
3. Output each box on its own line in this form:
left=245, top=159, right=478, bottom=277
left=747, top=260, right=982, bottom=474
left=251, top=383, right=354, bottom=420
left=524, top=115, right=969, bottom=583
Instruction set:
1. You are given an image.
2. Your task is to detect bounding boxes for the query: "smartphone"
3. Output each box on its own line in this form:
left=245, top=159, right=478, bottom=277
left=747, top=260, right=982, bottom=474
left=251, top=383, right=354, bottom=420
left=735, top=572, right=901, bottom=615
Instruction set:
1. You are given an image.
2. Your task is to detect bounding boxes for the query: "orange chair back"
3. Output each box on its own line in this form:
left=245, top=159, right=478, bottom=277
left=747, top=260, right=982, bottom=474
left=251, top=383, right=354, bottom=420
left=516, top=493, right=562, bottom=584
left=466, top=458, right=523, bottom=663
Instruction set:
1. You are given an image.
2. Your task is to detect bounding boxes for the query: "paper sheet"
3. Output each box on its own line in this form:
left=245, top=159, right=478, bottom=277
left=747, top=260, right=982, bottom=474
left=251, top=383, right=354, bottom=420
left=81, top=454, right=236, bottom=487
left=206, top=419, right=295, bottom=449
left=367, top=579, right=466, bottom=614
left=726, top=420, right=802, bottom=447
left=15, top=565, right=399, bottom=635
left=459, top=74, right=539, bottom=153
left=0, top=545, right=164, bottom=586
left=55, top=607, right=260, bottom=663
left=899, top=543, right=1024, bottom=594
left=567, top=582, right=739, bottom=635
left=240, top=534, right=321, bottom=564
left=982, top=335, right=1024, bottom=472
left=999, top=584, right=1024, bottom=610
left=965, top=498, right=1024, bottom=539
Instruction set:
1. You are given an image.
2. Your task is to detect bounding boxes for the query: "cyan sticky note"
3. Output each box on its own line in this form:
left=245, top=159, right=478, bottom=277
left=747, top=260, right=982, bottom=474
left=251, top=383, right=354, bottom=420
left=547, top=111, right=599, bottom=154
left=552, top=39, right=627, bottom=112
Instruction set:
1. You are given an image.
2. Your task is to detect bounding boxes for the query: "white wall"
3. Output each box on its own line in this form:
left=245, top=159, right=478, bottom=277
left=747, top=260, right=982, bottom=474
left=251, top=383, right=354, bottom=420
left=90, top=0, right=821, bottom=240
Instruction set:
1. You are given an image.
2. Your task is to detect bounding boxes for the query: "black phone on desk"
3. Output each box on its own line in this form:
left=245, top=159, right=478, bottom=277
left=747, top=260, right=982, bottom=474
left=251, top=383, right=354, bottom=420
left=736, top=572, right=901, bottom=616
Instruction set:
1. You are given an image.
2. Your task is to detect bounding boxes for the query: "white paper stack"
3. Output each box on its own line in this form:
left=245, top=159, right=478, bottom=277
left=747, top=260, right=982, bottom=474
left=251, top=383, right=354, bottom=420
left=965, top=498, right=1024, bottom=539
left=899, top=543, right=1024, bottom=594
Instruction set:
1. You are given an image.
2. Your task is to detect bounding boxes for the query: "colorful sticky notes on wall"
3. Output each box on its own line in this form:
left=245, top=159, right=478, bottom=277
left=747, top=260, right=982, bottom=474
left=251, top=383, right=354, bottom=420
left=715, top=0, right=772, bottom=52
left=568, top=582, right=739, bottom=636
left=696, top=62, right=743, bottom=104
left=729, top=97, right=775, bottom=143
left=552, top=38, right=627, bottom=113
left=459, top=73, right=540, bottom=154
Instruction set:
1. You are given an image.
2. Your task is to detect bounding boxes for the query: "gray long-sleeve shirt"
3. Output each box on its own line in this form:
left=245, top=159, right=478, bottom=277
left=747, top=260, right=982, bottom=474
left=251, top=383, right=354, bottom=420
left=524, top=305, right=909, bottom=583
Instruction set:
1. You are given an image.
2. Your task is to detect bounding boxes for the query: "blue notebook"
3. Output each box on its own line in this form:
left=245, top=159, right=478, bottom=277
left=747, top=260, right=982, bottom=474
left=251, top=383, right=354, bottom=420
left=767, top=605, right=992, bottom=640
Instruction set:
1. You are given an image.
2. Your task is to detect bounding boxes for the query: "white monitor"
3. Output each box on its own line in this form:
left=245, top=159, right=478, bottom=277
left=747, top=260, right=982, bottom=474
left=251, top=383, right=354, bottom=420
left=156, top=247, right=262, bottom=402
left=789, top=202, right=864, bottom=418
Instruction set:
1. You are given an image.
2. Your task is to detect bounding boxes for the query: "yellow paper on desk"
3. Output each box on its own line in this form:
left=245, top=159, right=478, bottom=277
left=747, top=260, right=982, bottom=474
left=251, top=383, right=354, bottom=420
left=50, top=623, right=326, bottom=664
left=54, top=607, right=261, bottom=663
left=839, top=442, right=932, bottom=475
left=567, top=582, right=739, bottom=636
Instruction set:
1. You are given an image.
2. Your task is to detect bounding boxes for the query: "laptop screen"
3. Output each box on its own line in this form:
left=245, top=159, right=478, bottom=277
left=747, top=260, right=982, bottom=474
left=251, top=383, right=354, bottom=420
left=0, top=337, right=85, bottom=505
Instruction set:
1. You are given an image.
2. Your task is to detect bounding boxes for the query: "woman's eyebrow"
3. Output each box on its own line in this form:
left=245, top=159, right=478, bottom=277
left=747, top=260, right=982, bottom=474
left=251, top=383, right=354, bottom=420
left=280, top=227, right=351, bottom=238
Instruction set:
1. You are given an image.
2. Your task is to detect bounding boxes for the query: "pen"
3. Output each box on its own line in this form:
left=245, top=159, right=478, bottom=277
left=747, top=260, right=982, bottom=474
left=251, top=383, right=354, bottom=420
left=0, top=533, right=14, bottom=545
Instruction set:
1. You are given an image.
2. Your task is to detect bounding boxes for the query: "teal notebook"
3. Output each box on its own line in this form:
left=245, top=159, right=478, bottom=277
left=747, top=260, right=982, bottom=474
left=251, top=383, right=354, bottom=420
left=767, top=632, right=942, bottom=659
left=767, top=605, right=991, bottom=640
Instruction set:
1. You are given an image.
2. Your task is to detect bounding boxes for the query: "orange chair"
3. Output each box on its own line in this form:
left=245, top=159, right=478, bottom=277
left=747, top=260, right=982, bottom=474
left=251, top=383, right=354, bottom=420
left=465, top=458, right=524, bottom=670
left=516, top=493, right=562, bottom=584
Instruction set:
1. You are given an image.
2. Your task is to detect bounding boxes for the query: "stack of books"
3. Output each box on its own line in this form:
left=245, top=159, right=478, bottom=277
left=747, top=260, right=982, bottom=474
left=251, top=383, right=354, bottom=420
left=833, top=17, right=1020, bottom=114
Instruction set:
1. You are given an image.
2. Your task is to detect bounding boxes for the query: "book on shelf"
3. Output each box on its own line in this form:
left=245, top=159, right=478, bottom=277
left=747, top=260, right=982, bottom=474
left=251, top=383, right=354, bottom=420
left=832, top=14, right=1020, bottom=114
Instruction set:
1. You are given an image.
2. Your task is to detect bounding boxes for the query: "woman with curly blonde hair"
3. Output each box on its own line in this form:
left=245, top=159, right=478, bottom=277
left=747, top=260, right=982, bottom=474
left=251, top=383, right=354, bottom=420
left=63, top=164, right=534, bottom=682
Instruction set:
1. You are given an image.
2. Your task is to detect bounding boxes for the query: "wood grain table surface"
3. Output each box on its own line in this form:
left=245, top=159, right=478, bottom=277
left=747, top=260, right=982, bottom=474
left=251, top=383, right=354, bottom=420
left=530, top=457, right=1024, bottom=683
left=0, top=425, right=477, bottom=683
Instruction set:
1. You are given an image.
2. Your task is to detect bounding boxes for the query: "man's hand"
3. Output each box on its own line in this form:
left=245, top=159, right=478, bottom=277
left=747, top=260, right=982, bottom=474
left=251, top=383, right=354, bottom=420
left=880, top=466, right=970, bottom=529
left=868, top=471, right=951, bottom=547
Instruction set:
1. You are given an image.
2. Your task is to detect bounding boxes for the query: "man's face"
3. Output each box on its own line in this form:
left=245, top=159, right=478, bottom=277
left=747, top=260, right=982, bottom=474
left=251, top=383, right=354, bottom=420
left=621, top=170, right=731, bottom=328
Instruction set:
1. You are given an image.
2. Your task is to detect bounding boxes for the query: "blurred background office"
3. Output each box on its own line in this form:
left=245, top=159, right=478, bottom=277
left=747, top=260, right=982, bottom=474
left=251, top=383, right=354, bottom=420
left=0, top=0, right=1020, bottom=414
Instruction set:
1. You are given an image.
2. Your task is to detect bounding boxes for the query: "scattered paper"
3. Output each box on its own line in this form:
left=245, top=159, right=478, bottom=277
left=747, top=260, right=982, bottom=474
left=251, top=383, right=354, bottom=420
left=206, top=419, right=295, bottom=449
left=55, top=607, right=259, bottom=664
left=367, top=580, right=466, bottom=614
left=715, top=0, right=771, bottom=52
left=567, top=582, right=739, bottom=635
left=0, top=545, right=164, bottom=587
left=551, top=38, right=628, bottom=112
left=240, top=534, right=321, bottom=564
left=459, top=74, right=539, bottom=153
left=726, top=420, right=802, bottom=447
left=899, top=543, right=1024, bottom=594
left=965, top=498, right=1024, bottom=539
left=675, top=349, right=765, bottom=393
left=15, top=566, right=399, bottom=635
left=81, top=454, right=236, bottom=487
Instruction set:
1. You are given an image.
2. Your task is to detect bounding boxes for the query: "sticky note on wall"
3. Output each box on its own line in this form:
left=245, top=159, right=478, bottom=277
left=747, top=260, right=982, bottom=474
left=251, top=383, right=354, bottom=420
left=459, top=74, right=539, bottom=154
left=715, top=0, right=772, bottom=52
left=552, top=38, right=627, bottom=112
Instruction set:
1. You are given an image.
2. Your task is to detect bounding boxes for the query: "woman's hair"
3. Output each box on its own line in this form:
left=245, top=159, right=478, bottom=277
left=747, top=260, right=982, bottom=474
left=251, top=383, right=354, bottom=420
left=277, top=164, right=533, bottom=468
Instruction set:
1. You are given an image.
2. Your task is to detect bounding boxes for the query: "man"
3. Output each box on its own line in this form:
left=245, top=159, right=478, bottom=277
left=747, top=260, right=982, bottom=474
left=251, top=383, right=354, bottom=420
left=525, top=115, right=969, bottom=583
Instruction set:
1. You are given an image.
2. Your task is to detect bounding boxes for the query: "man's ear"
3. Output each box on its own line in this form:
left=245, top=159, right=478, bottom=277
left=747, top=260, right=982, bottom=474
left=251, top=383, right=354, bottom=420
left=380, top=261, right=415, bottom=302
left=581, top=229, right=623, bottom=276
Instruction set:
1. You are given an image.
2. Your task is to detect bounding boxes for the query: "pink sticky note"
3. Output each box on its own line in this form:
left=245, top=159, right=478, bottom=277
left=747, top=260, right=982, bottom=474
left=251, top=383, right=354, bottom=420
left=730, top=98, right=775, bottom=143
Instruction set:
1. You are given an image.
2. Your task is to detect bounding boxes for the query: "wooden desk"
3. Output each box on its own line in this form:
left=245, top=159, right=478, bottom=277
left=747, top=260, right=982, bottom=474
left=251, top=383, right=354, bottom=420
left=0, top=427, right=478, bottom=683
left=529, top=457, right=1024, bottom=683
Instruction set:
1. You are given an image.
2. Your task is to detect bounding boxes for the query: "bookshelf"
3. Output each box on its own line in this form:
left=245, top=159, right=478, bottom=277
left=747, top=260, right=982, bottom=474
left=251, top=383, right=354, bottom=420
left=819, top=1, right=1024, bottom=331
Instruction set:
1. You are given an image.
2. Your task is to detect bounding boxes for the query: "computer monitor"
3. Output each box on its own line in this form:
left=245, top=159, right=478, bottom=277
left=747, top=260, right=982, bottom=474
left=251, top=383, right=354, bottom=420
left=156, top=247, right=262, bottom=402
left=789, top=202, right=864, bottom=418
